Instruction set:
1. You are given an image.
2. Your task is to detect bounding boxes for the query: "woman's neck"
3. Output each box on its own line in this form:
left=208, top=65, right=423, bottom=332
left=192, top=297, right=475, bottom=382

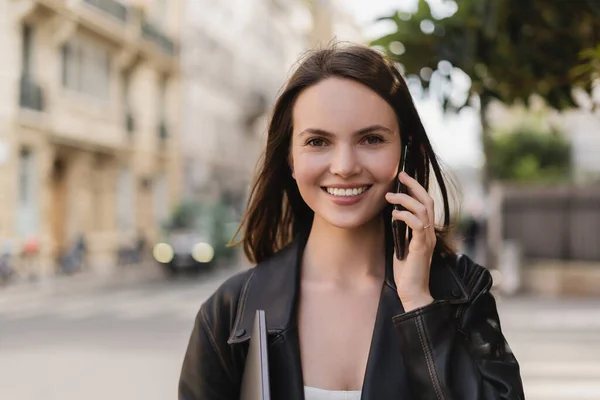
left=301, top=216, right=386, bottom=286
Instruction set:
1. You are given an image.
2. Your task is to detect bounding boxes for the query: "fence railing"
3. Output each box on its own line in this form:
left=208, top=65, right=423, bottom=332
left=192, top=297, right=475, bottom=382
left=500, top=185, right=600, bottom=261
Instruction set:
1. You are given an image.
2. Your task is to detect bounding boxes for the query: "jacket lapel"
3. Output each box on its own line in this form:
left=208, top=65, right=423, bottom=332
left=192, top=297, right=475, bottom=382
left=361, top=244, right=469, bottom=399
left=227, top=230, right=307, bottom=400
left=361, top=282, right=414, bottom=399
left=227, top=229, right=307, bottom=345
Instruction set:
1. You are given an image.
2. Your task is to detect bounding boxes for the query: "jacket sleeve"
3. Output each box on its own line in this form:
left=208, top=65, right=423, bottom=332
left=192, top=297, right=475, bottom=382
left=393, top=268, right=525, bottom=400
left=178, top=306, right=238, bottom=400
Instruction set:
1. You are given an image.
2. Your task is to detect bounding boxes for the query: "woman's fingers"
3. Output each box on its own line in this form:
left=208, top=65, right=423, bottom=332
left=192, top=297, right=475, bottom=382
left=391, top=208, right=436, bottom=253
left=386, top=171, right=435, bottom=228
left=391, top=210, right=427, bottom=232
left=398, top=171, right=435, bottom=226
left=385, top=192, right=429, bottom=225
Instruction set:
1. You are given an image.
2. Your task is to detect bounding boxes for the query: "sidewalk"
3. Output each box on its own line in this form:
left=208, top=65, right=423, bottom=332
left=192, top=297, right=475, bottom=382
left=0, top=255, right=251, bottom=301
left=0, top=261, right=164, bottom=298
left=497, top=294, right=600, bottom=331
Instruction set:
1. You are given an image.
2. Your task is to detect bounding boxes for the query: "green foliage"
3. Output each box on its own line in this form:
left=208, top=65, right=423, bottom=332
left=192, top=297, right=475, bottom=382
left=371, top=0, right=600, bottom=111
left=489, top=125, right=571, bottom=183
left=571, top=44, right=600, bottom=87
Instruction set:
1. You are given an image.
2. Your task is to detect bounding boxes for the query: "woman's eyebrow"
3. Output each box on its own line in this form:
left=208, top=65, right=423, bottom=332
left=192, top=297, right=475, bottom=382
left=355, top=125, right=394, bottom=135
left=298, top=125, right=394, bottom=137
left=297, top=128, right=334, bottom=138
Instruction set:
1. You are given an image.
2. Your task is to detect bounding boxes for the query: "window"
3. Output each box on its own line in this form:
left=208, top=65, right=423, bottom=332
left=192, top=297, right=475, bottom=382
left=22, top=24, right=34, bottom=76
left=62, top=37, right=111, bottom=99
left=158, top=76, right=166, bottom=118
left=17, top=148, right=39, bottom=236
left=153, top=172, right=168, bottom=226
left=19, top=148, right=33, bottom=205
left=121, top=70, right=131, bottom=108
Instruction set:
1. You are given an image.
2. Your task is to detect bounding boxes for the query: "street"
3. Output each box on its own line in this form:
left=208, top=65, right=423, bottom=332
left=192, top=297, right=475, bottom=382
left=1, top=266, right=599, bottom=400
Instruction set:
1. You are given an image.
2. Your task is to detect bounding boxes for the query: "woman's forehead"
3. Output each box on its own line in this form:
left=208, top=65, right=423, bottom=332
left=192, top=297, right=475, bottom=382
left=292, top=78, right=398, bottom=134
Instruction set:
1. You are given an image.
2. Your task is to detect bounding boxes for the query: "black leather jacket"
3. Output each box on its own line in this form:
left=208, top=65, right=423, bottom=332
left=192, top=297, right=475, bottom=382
left=179, top=231, right=525, bottom=399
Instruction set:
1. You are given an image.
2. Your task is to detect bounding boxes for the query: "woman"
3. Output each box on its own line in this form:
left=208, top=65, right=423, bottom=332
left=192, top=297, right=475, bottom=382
left=179, top=44, right=524, bottom=400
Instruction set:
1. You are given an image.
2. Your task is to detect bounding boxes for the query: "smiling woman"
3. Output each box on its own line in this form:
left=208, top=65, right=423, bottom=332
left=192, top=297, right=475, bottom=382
left=290, top=77, right=402, bottom=230
left=178, top=43, right=524, bottom=400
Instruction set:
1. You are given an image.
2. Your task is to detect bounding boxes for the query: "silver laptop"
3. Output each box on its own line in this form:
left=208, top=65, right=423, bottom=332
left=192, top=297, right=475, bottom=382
left=240, top=310, right=271, bottom=400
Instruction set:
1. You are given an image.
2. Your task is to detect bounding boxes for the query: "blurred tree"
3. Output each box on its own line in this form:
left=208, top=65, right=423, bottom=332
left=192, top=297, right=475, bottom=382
left=571, top=44, right=600, bottom=88
left=489, top=124, right=571, bottom=183
left=371, top=0, right=600, bottom=188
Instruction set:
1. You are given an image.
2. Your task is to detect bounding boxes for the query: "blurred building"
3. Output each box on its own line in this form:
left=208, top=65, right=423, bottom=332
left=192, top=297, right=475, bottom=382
left=181, top=0, right=362, bottom=214
left=0, top=0, right=181, bottom=274
left=305, top=0, right=363, bottom=47
left=559, top=109, right=600, bottom=183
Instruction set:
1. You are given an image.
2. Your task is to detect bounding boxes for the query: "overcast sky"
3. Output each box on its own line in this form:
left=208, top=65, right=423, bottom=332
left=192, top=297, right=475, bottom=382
left=342, top=0, right=482, bottom=170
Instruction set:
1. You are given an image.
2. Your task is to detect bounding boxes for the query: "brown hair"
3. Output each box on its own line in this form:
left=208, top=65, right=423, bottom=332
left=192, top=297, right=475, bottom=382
left=232, top=44, right=458, bottom=264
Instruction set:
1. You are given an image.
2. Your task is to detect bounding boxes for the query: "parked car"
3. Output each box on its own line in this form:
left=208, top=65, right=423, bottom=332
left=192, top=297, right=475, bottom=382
left=153, top=200, right=238, bottom=275
left=154, top=229, right=215, bottom=274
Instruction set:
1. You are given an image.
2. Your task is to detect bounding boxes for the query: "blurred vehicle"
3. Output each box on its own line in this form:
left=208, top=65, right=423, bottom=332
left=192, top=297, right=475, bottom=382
left=154, top=229, right=216, bottom=275
left=153, top=200, right=238, bottom=276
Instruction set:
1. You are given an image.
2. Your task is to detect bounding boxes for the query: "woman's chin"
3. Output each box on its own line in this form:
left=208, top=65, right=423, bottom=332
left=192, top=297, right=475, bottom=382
left=315, top=211, right=382, bottom=231
left=307, top=195, right=388, bottom=231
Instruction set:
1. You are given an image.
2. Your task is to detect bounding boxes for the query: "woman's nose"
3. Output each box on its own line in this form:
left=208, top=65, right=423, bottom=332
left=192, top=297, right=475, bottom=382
left=329, top=145, right=361, bottom=178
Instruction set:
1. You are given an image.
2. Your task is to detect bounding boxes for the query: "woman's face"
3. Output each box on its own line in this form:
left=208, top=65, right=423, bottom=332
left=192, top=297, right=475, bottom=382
left=290, top=77, right=402, bottom=230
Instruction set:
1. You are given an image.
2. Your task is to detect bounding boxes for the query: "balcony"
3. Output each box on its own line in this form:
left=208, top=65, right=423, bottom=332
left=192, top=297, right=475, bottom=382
left=82, top=0, right=128, bottom=23
left=19, top=75, right=44, bottom=111
left=12, top=0, right=178, bottom=65
left=141, top=19, right=176, bottom=56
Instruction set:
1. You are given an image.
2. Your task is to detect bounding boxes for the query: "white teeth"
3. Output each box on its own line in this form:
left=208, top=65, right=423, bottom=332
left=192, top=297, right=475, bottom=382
left=326, top=186, right=369, bottom=197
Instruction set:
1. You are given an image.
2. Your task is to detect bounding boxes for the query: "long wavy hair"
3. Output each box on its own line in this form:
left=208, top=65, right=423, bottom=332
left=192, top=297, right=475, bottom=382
left=232, top=44, right=458, bottom=264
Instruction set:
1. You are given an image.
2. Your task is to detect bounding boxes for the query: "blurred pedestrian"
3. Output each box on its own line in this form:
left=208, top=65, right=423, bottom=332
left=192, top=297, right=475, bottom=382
left=60, top=234, right=87, bottom=274
left=0, top=239, right=15, bottom=284
left=179, top=44, right=524, bottom=399
left=21, top=236, right=40, bottom=280
left=462, top=214, right=481, bottom=259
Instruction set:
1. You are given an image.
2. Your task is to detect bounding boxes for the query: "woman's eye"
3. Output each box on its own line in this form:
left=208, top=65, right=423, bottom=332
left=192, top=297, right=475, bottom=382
left=307, top=138, right=326, bottom=147
left=364, top=135, right=384, bottom=145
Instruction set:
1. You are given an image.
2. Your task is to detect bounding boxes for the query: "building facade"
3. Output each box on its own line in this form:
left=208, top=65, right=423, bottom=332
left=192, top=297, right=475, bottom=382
left=305, top=0, right=363, bottom=47
left=181, top=0, right=309, bottom=213
left=0, top=0, right=181, bottom=275
left=180, top=0, right=362, bottom=216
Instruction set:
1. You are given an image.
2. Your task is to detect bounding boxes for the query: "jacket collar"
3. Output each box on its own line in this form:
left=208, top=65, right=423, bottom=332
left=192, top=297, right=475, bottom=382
left=228, top=228, right=469, bottom=344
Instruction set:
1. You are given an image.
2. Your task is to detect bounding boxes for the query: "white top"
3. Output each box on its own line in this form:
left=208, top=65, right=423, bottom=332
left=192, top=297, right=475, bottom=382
left=304, top=386, right=362, bottom=400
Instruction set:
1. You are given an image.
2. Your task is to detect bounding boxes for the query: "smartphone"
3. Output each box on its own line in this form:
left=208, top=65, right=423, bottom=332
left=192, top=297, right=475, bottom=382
left=391, top=141, right=416, bottom=260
